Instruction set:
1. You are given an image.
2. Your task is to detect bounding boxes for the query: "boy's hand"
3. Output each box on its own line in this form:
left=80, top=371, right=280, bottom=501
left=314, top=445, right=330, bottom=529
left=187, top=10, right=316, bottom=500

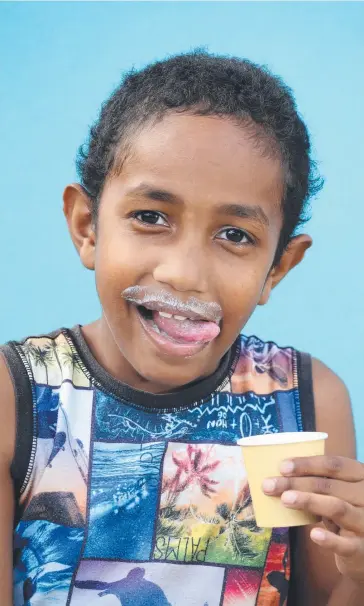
left=262, top=455, right=364, bottom=584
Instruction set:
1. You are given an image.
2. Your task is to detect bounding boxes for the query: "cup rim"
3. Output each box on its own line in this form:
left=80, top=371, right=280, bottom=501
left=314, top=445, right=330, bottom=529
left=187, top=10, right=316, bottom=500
left=237, top=431, right=328, bottom=447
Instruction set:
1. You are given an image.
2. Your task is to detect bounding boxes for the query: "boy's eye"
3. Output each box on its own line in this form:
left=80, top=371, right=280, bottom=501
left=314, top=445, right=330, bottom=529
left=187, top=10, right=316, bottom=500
left=134, top=211, right=168, bottom=226
left=217, top=228, right=252, bottom=245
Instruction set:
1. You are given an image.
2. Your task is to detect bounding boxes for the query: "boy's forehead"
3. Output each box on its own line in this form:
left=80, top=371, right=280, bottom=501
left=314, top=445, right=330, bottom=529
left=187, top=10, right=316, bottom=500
left=131, top=113, right=281, bottom=171
left=111, top=113, right=284, bottom=216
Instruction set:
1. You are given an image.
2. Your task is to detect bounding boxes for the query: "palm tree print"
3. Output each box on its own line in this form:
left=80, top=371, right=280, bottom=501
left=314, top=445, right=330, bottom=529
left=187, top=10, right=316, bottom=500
left=24, top=343, right=53, bottom=384
left=162, top=445, right=220, bottom=506
left=23, top=341, right=36, bottom=364
left=45, top=340, right=62, bottom=374
left=60, top=348, right=82, bottom=375
left=155, top=446, right=220, bottom=560
left=156, top=445, right=270, bottom=567
left=215, top=483, right=260, bottom=559
left=205, top=482, right=270, bottom=566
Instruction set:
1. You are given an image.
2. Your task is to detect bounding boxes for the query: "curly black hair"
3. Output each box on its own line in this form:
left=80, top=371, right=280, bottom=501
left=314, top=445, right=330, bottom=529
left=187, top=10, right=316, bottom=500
left=77, top=50, right=323, bottom=263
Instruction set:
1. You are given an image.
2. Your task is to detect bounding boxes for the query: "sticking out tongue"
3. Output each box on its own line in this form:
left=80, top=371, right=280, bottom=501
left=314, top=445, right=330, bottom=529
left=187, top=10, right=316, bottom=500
left=153, top=312, right=220, bottom=343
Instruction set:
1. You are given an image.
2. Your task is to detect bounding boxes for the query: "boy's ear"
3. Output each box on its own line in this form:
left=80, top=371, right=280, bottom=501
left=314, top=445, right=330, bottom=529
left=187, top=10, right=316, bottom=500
left=63, top=184, right=96, bottom=270
left=258, top=234, right=312, bottom=305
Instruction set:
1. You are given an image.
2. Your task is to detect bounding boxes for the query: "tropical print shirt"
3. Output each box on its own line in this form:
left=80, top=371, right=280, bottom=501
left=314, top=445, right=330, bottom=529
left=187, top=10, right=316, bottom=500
left=1, top=326, right=314, bottom=606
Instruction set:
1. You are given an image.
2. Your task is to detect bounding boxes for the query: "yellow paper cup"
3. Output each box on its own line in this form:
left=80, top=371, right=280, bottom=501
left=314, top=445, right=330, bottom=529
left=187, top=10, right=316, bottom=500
left=238, top=432, right=328, bottom=528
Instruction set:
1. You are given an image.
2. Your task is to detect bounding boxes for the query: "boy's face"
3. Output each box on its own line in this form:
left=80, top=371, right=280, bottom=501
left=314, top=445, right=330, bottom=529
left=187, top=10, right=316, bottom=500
left=65, top=114, right=311, bottom=391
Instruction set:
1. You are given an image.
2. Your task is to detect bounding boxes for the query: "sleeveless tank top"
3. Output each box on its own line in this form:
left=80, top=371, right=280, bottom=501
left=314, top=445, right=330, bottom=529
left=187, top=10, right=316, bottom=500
left=1, top=326, right=315, bottom=606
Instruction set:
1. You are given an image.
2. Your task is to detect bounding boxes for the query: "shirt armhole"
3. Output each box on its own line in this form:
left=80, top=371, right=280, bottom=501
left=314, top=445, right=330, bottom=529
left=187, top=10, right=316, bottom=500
left=288, top=350, right=316, bottom=605
left=296, top=351, right=316, bottom=432
left=0, top=343, right=35, bottom=524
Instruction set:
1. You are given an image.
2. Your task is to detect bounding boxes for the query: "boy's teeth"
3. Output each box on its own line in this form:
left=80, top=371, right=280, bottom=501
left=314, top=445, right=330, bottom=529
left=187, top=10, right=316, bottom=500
left=158, top=312, right=187, bottom=321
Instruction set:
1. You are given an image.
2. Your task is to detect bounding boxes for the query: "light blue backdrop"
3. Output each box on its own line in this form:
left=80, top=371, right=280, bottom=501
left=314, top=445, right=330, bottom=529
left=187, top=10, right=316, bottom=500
left=0, top=2, right=363, bottom=457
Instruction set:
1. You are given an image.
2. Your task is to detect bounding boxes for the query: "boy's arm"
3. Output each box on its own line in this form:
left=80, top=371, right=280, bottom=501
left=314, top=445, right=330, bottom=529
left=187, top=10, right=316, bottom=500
left=290, top=358, right=362, bottom=605
left=0, top=353, right=16, bottom=605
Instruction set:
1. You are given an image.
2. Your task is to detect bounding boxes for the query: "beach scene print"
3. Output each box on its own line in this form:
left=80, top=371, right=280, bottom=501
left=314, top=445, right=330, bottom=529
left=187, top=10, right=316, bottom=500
left=85, top=441, right=165, bottom=559
left=154, top=443, right=271, bottom=567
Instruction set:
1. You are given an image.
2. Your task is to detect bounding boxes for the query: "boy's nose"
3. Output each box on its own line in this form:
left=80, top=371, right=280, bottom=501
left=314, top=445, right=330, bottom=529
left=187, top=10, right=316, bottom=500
left=152, top=245, right=209, bottom=294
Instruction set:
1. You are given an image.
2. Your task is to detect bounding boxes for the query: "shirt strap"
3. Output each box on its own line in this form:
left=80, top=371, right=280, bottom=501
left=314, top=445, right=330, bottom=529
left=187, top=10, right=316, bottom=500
left=297, top=351, right=316, bottom=432
left=0, top=342, right=34, bottom=525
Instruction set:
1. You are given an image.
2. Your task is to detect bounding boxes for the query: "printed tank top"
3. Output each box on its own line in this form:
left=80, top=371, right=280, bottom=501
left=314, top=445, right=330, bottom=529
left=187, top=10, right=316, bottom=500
left=2, top=326, right=315, bottom=606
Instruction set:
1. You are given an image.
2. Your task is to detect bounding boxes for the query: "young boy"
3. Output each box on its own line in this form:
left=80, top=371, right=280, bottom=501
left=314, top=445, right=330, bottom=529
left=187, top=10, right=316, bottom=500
left=1, top=51, right=363, bottom=606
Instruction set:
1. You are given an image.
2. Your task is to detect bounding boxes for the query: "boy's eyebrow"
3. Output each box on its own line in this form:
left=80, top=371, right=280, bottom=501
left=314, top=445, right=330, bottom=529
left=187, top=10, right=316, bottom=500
left=216, top=203, right=270, bottom=226
left=125, top=183, right=181, bottom=204
left=126, top=183, right=269, bottom=226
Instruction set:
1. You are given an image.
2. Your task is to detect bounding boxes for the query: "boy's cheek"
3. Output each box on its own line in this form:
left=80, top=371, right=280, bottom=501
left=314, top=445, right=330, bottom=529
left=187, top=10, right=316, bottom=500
left=220, top=281, right=265, bottom=333
left=95, top=235, right=148, bottom=283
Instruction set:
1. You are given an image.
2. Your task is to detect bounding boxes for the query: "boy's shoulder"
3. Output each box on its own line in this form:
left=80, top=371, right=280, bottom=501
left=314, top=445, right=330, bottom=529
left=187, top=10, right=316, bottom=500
left=309, top=357, right=353, bottom=446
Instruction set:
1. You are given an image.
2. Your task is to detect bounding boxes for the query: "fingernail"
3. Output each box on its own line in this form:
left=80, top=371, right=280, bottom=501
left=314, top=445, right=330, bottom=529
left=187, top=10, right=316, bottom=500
left=311, top=528, right=326, bottom=542
left=262, top=479, right=277, bottom=493
left=280, top=460, right=295, bottom=475
left=282, top=491, right=297, bottom=505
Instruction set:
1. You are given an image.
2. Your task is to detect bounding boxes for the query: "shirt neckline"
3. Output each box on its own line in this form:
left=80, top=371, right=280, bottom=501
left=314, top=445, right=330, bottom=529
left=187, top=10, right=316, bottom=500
left=64, top=325, right=240, bottom=411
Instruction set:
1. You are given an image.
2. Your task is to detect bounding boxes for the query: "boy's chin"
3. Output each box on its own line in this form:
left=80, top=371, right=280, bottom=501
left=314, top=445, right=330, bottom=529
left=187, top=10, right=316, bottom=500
left=131, top=354, right=214, bottom=393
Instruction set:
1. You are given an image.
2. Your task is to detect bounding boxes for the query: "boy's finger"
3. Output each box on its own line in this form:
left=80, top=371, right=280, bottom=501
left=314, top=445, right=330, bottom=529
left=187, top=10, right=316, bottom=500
left=280, top=456, right=364, bottom=482
left=262, top=476, right=364, bottom=506
left=310, top=527, right=364, bottom=558
left=281, top=491, right=364, bottom=534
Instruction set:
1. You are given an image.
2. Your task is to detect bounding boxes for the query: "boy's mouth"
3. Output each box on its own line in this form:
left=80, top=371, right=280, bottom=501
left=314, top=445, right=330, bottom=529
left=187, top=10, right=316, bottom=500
left=136, top=305, right=220, bottom=357
left=122, top=286, right=222, bottom=357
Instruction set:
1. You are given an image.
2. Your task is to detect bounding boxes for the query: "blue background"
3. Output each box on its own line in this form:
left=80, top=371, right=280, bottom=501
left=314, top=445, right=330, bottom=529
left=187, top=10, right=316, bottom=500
left=0, top=2, right=363, bottom=457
